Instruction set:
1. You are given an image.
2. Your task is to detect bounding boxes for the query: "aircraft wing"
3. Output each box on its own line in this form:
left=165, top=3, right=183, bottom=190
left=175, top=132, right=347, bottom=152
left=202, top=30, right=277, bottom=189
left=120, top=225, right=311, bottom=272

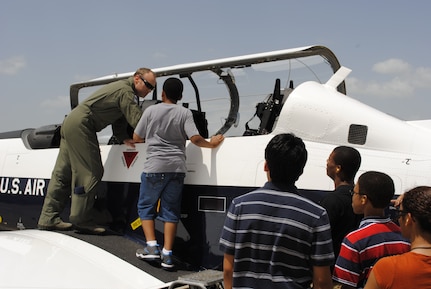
left=0, top=230, right=170, bottom=289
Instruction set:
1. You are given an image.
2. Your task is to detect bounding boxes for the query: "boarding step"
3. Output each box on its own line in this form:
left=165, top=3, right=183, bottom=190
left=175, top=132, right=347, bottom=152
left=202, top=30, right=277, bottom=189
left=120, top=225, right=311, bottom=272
left=168, top=269, right=224, bottom=289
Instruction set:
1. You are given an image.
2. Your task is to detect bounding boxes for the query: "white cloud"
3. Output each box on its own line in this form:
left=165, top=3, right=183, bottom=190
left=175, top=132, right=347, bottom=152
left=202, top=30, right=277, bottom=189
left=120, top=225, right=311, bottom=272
left=0, top=56, right=26, bottom=75
left=373, top=58, right=411, bottom=75
left=412, top=67, right=431, bottom=88
left=347, top=76, right=414, bottom=99
left=348, top=59, right=431, bottom=99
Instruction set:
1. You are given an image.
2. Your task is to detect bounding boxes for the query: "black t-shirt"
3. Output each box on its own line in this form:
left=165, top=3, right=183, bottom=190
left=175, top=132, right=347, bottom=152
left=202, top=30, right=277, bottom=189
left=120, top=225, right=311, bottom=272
left=320, top=185, right=362, bottom=258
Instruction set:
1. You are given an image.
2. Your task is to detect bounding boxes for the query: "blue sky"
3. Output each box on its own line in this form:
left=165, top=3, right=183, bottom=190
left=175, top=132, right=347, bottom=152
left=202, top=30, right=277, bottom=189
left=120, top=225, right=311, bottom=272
left=1, top=1, right=430, bottom=132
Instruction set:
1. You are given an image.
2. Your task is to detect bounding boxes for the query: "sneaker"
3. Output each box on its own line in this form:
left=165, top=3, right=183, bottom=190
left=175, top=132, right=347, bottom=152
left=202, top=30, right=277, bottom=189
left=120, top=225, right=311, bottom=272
left=38, top=221, right=73, bottom=231
left=161, top=252, right=174, bottom=270
left=136, top=245, right=161, bottom=261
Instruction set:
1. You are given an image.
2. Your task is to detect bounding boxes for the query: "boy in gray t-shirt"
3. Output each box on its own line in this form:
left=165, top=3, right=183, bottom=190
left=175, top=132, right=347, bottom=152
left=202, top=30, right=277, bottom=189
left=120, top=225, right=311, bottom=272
left=133, top=77, right=224, bottom=270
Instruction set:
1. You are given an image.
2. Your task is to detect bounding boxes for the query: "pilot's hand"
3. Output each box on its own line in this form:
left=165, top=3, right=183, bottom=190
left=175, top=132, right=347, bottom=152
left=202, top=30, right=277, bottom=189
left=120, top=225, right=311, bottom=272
left=123, top=138, right=136, bottom=148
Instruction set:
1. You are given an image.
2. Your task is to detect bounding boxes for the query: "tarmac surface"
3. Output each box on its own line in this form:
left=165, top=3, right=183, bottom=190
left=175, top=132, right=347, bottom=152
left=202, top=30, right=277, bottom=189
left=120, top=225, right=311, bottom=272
left=61, top=230, right=200, bottom=284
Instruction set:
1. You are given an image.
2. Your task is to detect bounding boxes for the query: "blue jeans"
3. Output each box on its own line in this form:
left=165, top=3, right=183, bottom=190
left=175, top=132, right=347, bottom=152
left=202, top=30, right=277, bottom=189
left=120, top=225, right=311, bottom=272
left=137, top=172, right=185, bottom=223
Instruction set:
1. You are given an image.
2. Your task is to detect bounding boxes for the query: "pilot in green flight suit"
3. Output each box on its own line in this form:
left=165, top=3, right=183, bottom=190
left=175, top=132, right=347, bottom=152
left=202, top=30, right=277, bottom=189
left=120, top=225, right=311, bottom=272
left=38, top=68, right=156, bottom=234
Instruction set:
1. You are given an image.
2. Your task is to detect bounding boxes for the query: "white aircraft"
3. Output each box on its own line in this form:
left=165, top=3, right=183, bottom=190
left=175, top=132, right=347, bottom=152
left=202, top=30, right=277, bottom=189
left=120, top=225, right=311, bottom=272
left=1, top=45, right=430, bottom=288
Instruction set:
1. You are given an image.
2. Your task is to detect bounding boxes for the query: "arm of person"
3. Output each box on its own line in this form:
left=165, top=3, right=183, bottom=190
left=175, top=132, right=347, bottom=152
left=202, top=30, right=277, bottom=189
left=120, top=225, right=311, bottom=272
left=363, top=271, right=381, bottom=289
left=122, top=133, right=145, bottom=149
left=223, top=253, right=234, bottom=289
left=123, top=138, right=136, bottom=148
left=111, top=116, right=130, bottom=144
left=190, top=134, right=224, bottom=148
left=391, top=193, right=404, bottom=207
left=312, top=266, right=333, bottom=289
left=133, top=132, right=145, bottom=143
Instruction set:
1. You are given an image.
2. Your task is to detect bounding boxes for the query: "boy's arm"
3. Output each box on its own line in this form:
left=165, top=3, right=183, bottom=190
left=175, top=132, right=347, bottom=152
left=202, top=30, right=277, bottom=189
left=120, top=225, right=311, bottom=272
left=223, top=253, right=234, bottom=289
left=190, top=134, right=224, bottom=148
left=363, top=271, right=381, bottom=289
left=312, top=266, right=333, bottom=289
left=132, top=133, right=145, bottom=143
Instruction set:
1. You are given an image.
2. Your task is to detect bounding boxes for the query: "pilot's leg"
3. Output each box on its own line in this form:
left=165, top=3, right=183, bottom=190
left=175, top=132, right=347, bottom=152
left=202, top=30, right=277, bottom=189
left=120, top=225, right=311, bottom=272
left=66, top=123, right=105, bottom=233
left=38, top=137, right=72, bottom=229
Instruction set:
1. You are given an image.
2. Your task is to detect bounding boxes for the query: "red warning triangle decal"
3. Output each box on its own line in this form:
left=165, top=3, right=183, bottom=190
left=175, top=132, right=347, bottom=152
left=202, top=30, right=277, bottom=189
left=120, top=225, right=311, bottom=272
left=123, top=151, right=138, bottom=168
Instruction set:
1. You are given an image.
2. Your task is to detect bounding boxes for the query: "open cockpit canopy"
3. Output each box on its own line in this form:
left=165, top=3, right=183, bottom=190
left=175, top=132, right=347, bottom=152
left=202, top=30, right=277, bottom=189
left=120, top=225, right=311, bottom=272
left=70, top=45, right=344, bottom=138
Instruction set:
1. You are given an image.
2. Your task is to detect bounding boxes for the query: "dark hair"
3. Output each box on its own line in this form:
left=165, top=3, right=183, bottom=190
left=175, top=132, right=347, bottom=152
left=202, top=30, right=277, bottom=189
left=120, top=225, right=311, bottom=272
left=402, top=186, right=431, bottom=234
left=265, top=133, right=307, bottom=184
left=357, top=171, right=394, bottom=208
left=163, top=77, right=183, bottom=102
left=332, top=146, right=361, bottom=182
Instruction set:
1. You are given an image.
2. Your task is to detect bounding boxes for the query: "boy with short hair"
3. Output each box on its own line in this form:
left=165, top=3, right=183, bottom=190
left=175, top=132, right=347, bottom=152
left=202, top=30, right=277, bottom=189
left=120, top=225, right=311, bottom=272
left=332, top=171, right=410, bottom=289
left=321, top=146, right=362, bottom=259
left=133, top=77, right=224, bottom=270
left=220, top=133, right=334, bottom=289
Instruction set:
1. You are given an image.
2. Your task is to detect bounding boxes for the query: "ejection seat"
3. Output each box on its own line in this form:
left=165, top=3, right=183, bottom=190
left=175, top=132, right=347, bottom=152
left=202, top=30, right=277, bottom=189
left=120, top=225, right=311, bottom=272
left=243, top=79, right=293, bottom=136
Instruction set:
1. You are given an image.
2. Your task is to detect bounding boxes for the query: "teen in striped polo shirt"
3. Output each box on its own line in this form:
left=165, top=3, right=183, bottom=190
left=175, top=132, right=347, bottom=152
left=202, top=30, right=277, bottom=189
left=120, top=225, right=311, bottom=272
left=333, top=171, right=410, bottom=289
left=220, top=133, right=334, bottom=289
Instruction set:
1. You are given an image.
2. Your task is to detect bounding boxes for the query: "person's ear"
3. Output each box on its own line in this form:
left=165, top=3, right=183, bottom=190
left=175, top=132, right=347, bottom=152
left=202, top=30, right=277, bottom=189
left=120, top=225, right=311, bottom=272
left=405, top=213, right=414, bottom=225
left=264, top=161, right=269, bottom=172
left=360, top=194, right=368, bottom=205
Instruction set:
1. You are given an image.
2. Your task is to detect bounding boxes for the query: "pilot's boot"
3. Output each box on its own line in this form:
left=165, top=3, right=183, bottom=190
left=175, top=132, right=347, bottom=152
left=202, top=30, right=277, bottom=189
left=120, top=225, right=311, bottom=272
left=38, top=221, right=73, bottom=231
left=38, top=172, right=72, bottom=231
left=69, top=186, right=106, bottom=235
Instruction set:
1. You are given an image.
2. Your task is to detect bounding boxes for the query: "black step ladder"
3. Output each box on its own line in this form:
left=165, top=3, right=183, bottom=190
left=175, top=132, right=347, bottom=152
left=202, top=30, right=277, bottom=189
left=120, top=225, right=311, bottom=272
left=168, top=269, right=224, bottom=289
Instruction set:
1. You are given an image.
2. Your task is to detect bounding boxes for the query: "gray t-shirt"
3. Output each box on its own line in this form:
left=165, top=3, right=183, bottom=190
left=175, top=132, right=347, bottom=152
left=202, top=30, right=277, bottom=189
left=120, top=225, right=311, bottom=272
left=134, top=103, right=200, bottom=173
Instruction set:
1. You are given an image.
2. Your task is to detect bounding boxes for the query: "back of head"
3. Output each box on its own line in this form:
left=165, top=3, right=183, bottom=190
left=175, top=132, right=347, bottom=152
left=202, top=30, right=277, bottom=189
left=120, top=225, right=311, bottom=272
left=358, top=171, right=394, bottom=208
left=163, top=77, right=183, bottom=102
left=402, top=186, right=431, bottom=234
left=265, top=133, right=307, bottom=185
left=333, top=146, right=361, bottom=181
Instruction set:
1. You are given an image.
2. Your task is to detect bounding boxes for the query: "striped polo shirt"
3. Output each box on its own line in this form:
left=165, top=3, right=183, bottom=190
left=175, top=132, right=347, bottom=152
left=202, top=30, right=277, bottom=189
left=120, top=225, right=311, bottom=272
left=219, top=182, right=334, bottom=288
left=333, top=217, right=410, bottom=288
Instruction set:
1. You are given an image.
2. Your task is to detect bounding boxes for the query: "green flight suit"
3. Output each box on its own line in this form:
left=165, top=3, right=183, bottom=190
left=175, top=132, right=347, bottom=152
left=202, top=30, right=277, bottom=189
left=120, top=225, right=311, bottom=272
left=38, top=77, right=143, bottom=227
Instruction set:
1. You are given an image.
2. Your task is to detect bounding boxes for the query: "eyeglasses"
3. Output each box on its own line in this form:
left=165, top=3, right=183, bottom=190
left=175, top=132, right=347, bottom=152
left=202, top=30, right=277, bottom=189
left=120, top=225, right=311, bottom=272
left=350, top=189, right=373, bottom=202
left=140, top=76, right=155, bottom=91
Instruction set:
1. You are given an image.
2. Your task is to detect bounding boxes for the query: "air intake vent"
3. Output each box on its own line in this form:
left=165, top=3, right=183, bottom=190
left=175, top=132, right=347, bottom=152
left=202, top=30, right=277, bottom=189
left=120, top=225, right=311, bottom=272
left=198, top=196, right=226, bottom=213
left=348, top=124, right=368, bottom=145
